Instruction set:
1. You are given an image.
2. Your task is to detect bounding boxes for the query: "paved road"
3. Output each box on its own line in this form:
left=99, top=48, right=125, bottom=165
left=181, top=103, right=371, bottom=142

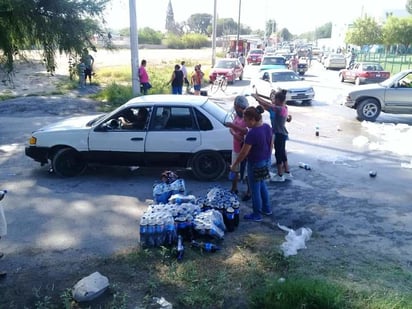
left=1, top=54, right=412, bottom=289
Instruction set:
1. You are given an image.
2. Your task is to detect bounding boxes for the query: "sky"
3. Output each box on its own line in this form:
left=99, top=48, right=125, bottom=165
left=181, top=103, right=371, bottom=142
left=104, top=0, right=408, bottom=34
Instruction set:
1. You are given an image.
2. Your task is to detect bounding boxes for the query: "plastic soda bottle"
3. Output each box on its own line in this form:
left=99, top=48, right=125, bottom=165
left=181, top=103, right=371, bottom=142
left=224, top=207, right=235, bottom=232
left=177, top=235, right=184, bottom=262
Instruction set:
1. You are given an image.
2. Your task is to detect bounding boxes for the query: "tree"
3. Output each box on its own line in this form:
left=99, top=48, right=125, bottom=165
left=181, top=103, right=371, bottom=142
left=279, top=28, right=293, bottom=42
left=0, top=0, right=109, bottom=75
left=187, top=13, right=212, bottom=35
left=165, top=0, right=178, bottom=34
left=383, top=16, right=412, bottom=51
left=406, top=0, right=412, bottom=14
left=345, top=16, right=382, bottom=46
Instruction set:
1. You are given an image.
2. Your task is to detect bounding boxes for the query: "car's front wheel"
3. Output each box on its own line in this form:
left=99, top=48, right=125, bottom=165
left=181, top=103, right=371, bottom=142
left=356, top=99, right=381, bottom=122
left=339, top=73, right=345, bottom=82
left=52, top=147, right=87, bottom=177
left=190, top=151, right=227, bottom=181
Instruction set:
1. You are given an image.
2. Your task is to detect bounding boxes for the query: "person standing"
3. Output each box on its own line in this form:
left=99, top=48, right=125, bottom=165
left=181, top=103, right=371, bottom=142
left=224, top=95, right=251, bottom=199
left=253, top=90, right=292, bottom=182
left=238, top=53, right=246, bottom=68
left=81, top=49, right=94, bottom=85
left=231, top=105, right=273, bottom=222
left=289, top=55, right=298, bottom=73
left=167, top=64, right=184, bottom=95
left=191, top=65, right=203, bottom=96
left=181, top=61, right=189, bottom=89
left=139, top=59, right=151, bottom=95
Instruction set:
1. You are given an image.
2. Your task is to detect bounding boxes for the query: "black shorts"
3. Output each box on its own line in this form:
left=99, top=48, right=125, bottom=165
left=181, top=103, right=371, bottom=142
left=84, top=68, right=92, bottom=78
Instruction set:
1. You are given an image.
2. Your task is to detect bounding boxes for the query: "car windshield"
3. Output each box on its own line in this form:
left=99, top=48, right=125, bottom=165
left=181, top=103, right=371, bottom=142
left=201, top=99, right=231, bottom=123
left=271, top=72, right=301, bottom=82
left=86, top=114, right=106, bottom=126
left=215, top=60, right=236, bottom=69
left=261, top=57, right=285, bottom=65
left=250, top=49, right=263, bottom=55
left=381, top=70, right=408, bottom=87
left=363, top=64, right=384, bottom=71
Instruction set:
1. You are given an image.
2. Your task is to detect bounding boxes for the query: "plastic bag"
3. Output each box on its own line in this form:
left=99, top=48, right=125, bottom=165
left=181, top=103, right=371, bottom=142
left=277, top=223, right=312, bottom=257
left=72, top=272, right=109, bottom=302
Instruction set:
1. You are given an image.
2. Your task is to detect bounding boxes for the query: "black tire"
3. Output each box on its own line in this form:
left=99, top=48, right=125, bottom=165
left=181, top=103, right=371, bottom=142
left=339, top=73, right=344, bottom=82
left=356, top=99, right=381, bottom=122
left=52, top=148, right=87, bottom=177
left=191, top=151, right=227, bottom=181
left=239, top=72, right=243, bottom=81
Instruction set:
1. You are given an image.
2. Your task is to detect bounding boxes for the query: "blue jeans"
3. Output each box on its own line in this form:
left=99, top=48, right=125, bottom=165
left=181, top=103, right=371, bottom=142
left=172, top=86, right=183, bottom=94
left=247, top=159, right=271, bottom=216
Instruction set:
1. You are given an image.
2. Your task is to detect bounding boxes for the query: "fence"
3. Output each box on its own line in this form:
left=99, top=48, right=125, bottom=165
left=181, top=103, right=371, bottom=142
left=358, top=53, right=412, bottom=73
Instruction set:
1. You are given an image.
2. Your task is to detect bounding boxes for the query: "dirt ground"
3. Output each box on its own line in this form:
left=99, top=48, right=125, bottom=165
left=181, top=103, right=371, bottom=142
left=1, top=50, right=412, bottom=308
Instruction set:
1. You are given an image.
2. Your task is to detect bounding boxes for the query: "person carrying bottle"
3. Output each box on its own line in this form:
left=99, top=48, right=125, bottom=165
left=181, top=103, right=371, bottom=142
left=230, top=106, right=273, bottom=222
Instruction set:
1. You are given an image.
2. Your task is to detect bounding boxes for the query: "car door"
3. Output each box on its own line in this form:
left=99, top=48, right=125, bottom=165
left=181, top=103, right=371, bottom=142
left=145, top=106, right=201, bottom=165
left=87, top=106, right=151, bottom=165
left=384, top=73, right=412, bottom=113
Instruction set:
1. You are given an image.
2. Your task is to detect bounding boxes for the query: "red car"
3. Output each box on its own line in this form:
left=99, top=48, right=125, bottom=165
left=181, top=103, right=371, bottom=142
left=247, top=49, right=264, bottom=65
left=339, top=62, right=390, bottom=85
left=209, top=58, right=244, bottom=84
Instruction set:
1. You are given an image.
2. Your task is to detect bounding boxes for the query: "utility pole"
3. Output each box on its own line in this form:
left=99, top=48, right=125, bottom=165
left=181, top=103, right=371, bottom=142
left=236, top=0, right=241, bottom=56
left=212, top=0, right=217, bottom=66
left=129, top=0, right=140, bottom=96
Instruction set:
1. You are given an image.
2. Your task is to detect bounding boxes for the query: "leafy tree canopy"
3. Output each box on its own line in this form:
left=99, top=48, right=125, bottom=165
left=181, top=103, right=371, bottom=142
left=0, top=0, right=109, bottom=74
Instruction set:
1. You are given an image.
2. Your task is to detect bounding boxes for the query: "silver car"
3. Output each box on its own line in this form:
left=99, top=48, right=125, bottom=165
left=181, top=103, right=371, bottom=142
left=344, top=69, right=412, bottom=121
left=251, top=69, right=315, bottom=105
left=323, top=53, right=346, bottom=70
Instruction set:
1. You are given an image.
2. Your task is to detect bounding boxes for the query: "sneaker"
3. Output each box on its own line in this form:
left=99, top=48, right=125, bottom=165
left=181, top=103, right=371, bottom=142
left=261, top=211, right=273, bottom=216
left=284, top=172, right=293, bottom=180
left=270, top=174, right=285, bottom=182
left=243, top=213, right=263, bottom=222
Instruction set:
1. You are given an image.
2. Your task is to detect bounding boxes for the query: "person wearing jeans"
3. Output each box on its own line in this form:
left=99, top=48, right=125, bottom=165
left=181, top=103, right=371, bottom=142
left=230, top=105, right=273, bottom=222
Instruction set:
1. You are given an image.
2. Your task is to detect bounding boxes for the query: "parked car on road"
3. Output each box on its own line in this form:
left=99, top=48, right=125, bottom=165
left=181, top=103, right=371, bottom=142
left=258, top=55, right=287, bottom=71
left=344, top=69, right=412, bottom=121
left=246, top=49, right=264, bottom=65
left=209, top=58, right=243, bottom=84
left=251, top=69, right=315, bottom=105
left=25, top=95, right=233, bottom=180
left=323, top=53, right=346, bottom=69
left=339, top=62, right=390, bottom=85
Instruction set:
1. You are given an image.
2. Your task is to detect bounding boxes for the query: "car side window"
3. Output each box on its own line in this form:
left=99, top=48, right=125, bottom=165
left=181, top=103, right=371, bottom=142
left=165, top=107, right=196, bottom=130
left=151, top=107, right=171, bottom=130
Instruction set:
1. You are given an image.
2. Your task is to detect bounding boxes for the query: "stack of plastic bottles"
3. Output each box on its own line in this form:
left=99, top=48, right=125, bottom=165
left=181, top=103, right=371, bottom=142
left=140, top=185, right=241, bottom=248
left=152, top=178, right=186, bottom=204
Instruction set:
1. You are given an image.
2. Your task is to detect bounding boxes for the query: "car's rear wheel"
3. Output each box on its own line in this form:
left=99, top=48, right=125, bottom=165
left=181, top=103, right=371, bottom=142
left=190, top=151, right=227, bottom=181
left=339, top=73, right=344, bottom=82
left=356, top=99, right=381, bottom=122
left=52, top=147, right=87, bottom=177
left=355, top=77, right=361, bottom=85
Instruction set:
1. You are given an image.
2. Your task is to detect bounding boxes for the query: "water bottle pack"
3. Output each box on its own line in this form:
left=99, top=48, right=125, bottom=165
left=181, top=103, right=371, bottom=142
left=153, top=178, right=186, bottom=204
left=193, top=209, right=226, bottom=240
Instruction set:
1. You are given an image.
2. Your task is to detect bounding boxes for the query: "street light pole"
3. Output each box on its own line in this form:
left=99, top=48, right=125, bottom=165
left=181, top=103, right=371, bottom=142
left=129, top=0, right=140, bottom=96
left=212, top=0, right=217, bottom=66
left=236, top=0, right=241, bottom=56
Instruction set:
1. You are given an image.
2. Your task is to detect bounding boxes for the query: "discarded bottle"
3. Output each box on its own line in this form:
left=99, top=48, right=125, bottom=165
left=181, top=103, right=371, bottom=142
left=298, top=162, right=311, bottom=170
left=315, top=125, right=319, bottom=137
left=191, top=240, right=221, bottom=253
left=224, top=207, right=235, bottom=232
left=177, top=235, right=184, bottom=262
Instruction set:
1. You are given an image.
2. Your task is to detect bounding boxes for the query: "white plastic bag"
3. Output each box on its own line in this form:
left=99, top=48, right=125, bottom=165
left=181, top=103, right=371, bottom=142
left=277, top=223, right=312, bottom=257
left=72, top=271, right=109, bottom=302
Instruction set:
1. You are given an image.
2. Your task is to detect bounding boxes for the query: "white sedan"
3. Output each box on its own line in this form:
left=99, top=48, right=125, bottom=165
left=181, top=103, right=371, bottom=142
left=324, top=53, right=346, bottom=70
left=251, top=69, right=315, bottom=105
left=25, top=95, right=233, bottom=180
